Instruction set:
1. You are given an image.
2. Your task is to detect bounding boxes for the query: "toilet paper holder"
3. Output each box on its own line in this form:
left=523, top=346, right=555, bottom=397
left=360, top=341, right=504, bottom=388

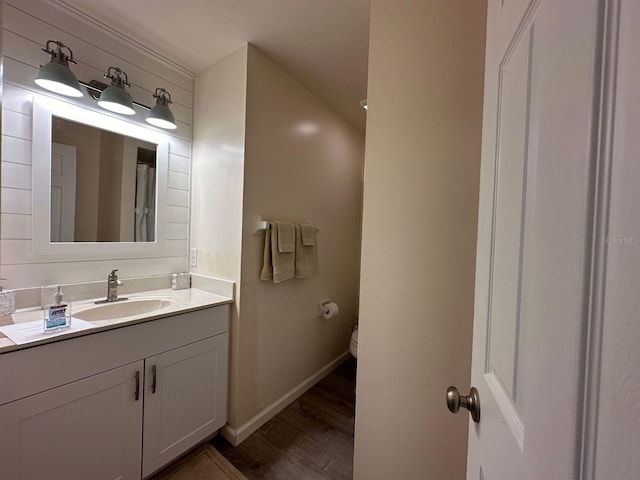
left=319, top=298, right=332, bottom=315
left=318, top=298, right=339, bottom=319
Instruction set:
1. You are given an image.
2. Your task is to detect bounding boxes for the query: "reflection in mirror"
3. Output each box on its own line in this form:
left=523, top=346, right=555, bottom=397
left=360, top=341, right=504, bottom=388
left=32, top=96, right=169, bottom=258
left=51, top=117, right=157, bottom=242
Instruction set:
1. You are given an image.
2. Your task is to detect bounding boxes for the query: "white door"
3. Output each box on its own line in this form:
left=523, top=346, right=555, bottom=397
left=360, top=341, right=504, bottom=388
left=0, top=361, right=143, bottom=480
left=462, top=0, right=601, bottom=478
left=142, top=334, right=229, bottom=478
left=50, top=142, right=76, bottom=242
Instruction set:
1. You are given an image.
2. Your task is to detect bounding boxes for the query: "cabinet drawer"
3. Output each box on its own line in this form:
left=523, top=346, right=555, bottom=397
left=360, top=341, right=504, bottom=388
left=0, top=305, right=229, bottom=405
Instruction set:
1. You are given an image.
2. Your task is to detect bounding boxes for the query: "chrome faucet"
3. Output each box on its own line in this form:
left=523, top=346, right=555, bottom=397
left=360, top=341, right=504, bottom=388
left=107, top=269, right=121, bottom=301
left=96, top=269, right=127, bottom=304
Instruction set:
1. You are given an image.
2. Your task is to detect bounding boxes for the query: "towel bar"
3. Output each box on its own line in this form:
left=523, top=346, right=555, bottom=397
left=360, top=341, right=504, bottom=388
left=254, top=215, right=320, bottom=235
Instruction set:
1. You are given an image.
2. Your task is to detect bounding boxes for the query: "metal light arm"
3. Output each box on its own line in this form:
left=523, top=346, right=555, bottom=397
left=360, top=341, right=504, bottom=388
left=153, top=88, right=173, bottom=106
left=42, top=40, right=76, bottom=66
left=104, top=66, right=131, bottom=89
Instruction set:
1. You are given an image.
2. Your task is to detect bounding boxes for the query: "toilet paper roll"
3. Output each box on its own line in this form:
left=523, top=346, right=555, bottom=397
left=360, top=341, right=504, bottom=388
left=322, top=302, right=340, bottom=319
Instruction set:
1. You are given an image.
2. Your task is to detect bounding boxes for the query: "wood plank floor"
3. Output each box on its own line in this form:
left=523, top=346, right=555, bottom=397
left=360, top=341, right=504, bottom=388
left=212, top=358, right=356, bottom=480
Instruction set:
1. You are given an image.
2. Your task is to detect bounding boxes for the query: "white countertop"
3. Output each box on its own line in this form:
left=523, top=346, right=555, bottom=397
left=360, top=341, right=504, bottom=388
left=0, top=288, right=233, bottom=354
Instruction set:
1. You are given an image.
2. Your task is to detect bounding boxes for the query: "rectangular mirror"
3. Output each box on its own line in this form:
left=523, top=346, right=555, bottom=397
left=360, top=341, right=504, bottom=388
left=51, top=117, right=157, bottom=243
left=32, top=95, right=169, bottom=258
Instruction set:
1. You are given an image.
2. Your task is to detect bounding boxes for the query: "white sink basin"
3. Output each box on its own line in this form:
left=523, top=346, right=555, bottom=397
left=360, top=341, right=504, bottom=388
left=74, top=298, right=173, bottom=322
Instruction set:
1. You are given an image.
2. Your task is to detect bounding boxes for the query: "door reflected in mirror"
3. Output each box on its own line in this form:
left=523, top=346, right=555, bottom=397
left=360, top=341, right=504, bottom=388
left=51, top=117, right=157, bottom=242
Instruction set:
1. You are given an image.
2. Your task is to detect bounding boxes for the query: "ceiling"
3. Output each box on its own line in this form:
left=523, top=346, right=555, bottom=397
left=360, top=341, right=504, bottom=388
left=55, top=0, right=371, bottom=131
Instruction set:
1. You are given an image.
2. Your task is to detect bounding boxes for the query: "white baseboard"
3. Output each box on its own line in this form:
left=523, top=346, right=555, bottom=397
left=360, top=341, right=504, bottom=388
left=221, top=350, right=351, bottom=446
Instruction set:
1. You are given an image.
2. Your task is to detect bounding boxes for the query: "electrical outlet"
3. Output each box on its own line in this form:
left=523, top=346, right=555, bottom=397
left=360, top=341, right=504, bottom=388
left=190, top=248, right=198, bottom=267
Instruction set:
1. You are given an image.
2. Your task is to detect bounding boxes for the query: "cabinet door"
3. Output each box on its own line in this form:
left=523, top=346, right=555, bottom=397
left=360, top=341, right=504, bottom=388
left=142, top=334, right=228, bottom=477
left=0, top=361, right=144, bottom=480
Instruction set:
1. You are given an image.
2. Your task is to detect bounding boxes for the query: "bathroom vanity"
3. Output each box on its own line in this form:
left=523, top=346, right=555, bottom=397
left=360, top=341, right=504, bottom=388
left=0, top=4, right=227, bottom=478
left=0, top=289, right=231, bottom=480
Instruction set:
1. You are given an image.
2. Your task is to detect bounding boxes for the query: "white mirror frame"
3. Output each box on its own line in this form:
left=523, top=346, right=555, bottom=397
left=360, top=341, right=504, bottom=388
left=32, top=95, right=169, bottom=258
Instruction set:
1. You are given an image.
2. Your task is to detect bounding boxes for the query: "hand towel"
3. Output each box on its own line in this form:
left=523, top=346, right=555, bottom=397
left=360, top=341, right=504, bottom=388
left=295, top=224, right=319, bottom=278
left=300, top=223, right=317, bottom=246
left=275, top=221, right=295, bottom=253
left=271, top=222, right=295, bottom=283
left=260, top=223, right=274, bottom=281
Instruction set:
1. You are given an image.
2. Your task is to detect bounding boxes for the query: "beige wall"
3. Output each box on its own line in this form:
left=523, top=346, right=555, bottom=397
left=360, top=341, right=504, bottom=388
left=192, top=43, right=365, bottom=434
left=235, top=44, right=364, bottom=427
left=97, top=130, right=124, bottom=241
left=354, top=1, right=486, bottom=479
left=191, top=45, right=248, bottom=431
left=191, top=45, right=248, bottom=283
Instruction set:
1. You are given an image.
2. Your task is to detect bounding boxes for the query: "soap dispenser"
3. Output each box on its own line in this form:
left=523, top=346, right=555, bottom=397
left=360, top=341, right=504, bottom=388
left=43, top=286, right=71, bottom=332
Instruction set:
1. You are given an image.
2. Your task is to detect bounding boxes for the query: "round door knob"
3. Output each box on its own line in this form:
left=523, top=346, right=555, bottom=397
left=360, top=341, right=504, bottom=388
left=446, top=386, right=480, bottom=423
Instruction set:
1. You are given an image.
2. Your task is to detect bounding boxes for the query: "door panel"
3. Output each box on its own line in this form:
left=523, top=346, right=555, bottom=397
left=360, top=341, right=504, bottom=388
left=142, top=334, right=229, bottom=478
left=0, top=361, right=143, bottom=480
left=50, top=142, right=76, bottom=242
left=468, top=0, right=599, bottom=478
left=487, top=16, right=534, bottom=405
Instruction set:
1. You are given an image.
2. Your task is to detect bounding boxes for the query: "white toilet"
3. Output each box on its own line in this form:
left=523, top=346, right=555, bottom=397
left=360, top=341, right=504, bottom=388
left=350, top=326, right=358, bottom=358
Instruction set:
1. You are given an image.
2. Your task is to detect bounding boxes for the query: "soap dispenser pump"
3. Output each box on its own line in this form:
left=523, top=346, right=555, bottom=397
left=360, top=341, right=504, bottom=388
left=43, top=286, right=71, bottom=332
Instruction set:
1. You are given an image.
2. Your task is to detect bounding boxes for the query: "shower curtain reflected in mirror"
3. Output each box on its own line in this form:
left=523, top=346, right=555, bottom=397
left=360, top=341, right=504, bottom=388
left=135, top=164, right=156, bottom=242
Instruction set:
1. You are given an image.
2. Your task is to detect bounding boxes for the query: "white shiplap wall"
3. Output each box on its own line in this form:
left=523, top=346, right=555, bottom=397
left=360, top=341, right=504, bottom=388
left=1, top=0, right=194, bottom=288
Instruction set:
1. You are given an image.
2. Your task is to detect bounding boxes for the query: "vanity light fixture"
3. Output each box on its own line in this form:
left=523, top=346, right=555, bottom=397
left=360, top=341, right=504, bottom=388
left=34, top=40, right=83, bottom=98
left=33, top=43, right=178, bottom=130
left=97, top=67, right=135, bottom=115
left=146, top=88, right=177, bottom=130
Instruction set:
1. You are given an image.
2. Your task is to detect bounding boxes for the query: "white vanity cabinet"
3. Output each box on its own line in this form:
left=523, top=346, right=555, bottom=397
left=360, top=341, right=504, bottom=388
left=0, top=361, right=144, bottom=480
left=0, top=304, right=229, bottom=480
left=142, top=335, right=228, bottom=477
